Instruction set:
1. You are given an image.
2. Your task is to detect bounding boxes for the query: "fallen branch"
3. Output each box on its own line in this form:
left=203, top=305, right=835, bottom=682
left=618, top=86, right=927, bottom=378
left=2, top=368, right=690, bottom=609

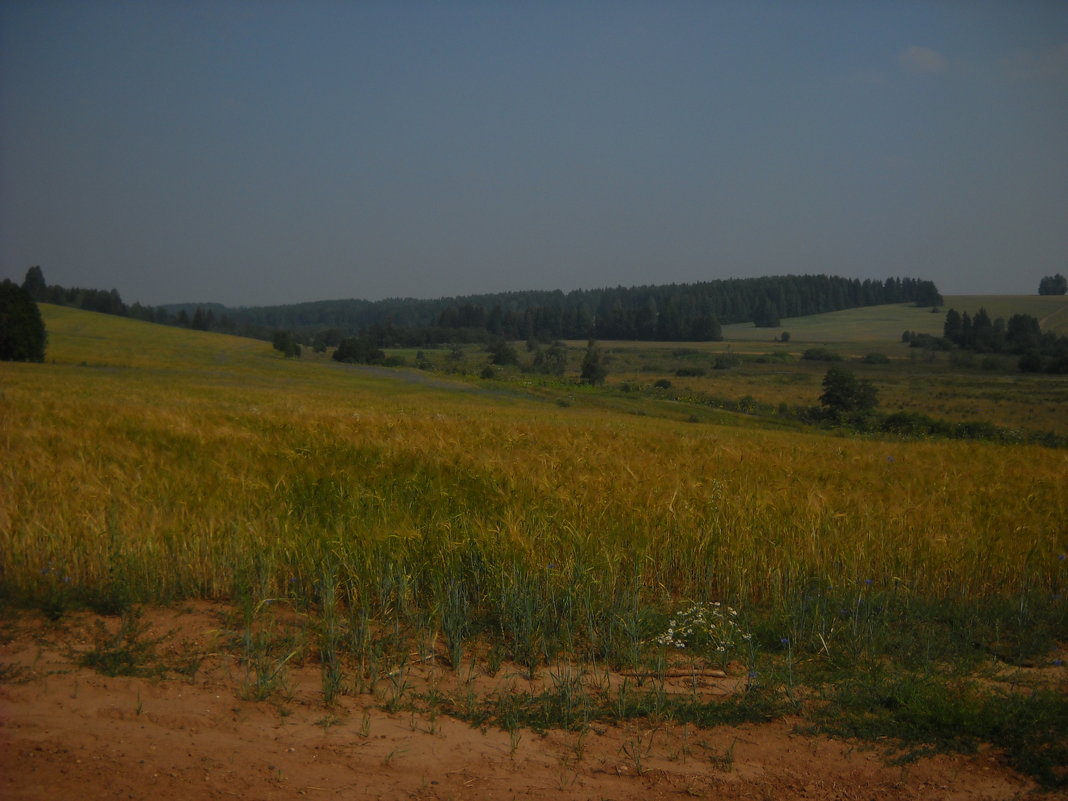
left=618, top=669, right=727, bottom=679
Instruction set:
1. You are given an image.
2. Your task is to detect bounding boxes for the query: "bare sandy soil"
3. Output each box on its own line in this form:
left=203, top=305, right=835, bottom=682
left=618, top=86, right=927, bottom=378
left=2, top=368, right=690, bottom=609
left=0, top=603, right=1053, bottom=801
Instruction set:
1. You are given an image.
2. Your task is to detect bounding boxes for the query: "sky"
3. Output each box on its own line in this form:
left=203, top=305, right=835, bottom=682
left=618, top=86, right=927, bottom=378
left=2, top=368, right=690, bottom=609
left=1, top=1, right=1066, bottom=307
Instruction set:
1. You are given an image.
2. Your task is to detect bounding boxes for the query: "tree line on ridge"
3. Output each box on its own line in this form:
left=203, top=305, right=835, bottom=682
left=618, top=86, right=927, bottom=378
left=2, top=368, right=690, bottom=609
left=14, top=266, right=942, bottom=348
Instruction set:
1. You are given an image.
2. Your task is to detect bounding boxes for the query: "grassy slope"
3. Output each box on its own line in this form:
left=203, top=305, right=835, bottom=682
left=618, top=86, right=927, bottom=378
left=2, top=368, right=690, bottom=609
left=2, top=302, right=1061, bottom=598
left=39, top=303, right=271, bottom=370
left=942, top=294, right=1068, bottom=333
left=35, top=303, right=496, bottom=407
left=721, top=295, right=1068, bottom=342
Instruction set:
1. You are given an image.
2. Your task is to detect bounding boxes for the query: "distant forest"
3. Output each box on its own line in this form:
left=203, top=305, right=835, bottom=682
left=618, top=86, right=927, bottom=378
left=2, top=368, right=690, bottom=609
left=19, top=266, right=942, bottom=346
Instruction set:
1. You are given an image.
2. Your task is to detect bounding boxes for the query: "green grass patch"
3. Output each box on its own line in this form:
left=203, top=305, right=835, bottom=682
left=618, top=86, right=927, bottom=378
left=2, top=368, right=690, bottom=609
left=812, top=675, right=1068, bottom=788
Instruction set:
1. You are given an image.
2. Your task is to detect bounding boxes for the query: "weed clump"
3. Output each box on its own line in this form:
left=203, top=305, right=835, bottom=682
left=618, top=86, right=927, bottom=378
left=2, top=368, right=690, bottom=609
left=77, top=609, right=167, bottom=678
left=654, top=602, right=752, bottom=665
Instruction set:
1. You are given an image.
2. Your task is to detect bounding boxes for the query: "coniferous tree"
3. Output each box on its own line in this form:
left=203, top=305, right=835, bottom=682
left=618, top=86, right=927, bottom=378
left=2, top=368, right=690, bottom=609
left=0, top=280, right=47, bottom=362
left=1005, top=314, right=1041, bottom=354
left=753, top=299, right=780, bottom=327
left=943, top=308, right=962, bottom=343
left=21, top=266, right=47, bottom=301
left=580, top=340, right=607, bottom=385
left=959, top=312, right=973, bottom=348
left=689, top=312, right=722, bottom=341
left=971, top=308, right=995, bottom=352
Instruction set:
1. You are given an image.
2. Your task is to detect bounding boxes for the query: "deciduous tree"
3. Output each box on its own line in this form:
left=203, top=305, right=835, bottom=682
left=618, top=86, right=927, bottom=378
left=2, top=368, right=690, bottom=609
left=1038, top=273, right=1067, bottom=295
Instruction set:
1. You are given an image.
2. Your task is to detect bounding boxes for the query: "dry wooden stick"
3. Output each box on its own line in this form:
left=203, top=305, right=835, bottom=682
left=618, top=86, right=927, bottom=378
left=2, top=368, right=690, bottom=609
left=617, top=669, right=727, bottom=679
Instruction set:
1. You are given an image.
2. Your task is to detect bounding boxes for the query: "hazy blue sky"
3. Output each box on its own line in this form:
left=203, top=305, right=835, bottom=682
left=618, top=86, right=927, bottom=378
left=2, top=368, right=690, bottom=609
left=2, top=1, right=1066, bottom=307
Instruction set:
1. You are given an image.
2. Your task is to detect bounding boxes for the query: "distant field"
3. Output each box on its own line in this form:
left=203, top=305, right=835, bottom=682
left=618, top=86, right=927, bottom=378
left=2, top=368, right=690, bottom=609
left=721, top=295, right=1068, bottom=342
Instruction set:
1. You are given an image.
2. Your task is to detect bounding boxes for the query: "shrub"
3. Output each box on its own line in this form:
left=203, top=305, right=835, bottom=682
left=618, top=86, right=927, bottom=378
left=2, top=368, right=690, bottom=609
left=333, top=337, right=385, bottom=365
left=654, top=602, right=752, bottom=664
left=271, top=330, right=302, bottom=358
left=802, top=347, right=842, bottom=362
left=487, top=339, right=519, bottom=366
left=949, top=350, right=976, bottom=368
left=755, top=352, right=790, bottom=364
left=532, top=341, right=567, bottom=375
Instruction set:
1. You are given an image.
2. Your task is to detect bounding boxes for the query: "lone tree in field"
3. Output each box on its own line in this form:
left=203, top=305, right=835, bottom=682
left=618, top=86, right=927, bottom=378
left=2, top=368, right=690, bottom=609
left=819, top=366, right=877, bottom=415
left=0, top=280, right=47, bottom=362
left=580, top=339, right=607, bottom=385
left=1038, top=273, right=1067, bottom=295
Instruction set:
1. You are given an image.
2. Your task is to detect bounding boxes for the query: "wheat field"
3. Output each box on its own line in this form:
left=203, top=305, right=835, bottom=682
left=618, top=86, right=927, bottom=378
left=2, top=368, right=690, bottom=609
left=2, top=306, right=1064, bottom=658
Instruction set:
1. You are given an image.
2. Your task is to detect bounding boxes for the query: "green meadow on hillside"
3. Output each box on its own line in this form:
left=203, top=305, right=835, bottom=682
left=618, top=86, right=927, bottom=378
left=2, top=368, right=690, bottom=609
left=942, top=294, right=1068, bottom=334
left=722, top=301, right=945, bottom=342
left=722, top=295, right=1068, bottom=342
left=2, top=302, right=1066, bottom=784
left=37, top=302, right=275, bottom=370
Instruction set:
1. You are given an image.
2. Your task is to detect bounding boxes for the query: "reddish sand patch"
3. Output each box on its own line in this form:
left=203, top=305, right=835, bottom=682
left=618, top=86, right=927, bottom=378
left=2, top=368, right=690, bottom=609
left=0, top=604, right=1050, bottom=800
